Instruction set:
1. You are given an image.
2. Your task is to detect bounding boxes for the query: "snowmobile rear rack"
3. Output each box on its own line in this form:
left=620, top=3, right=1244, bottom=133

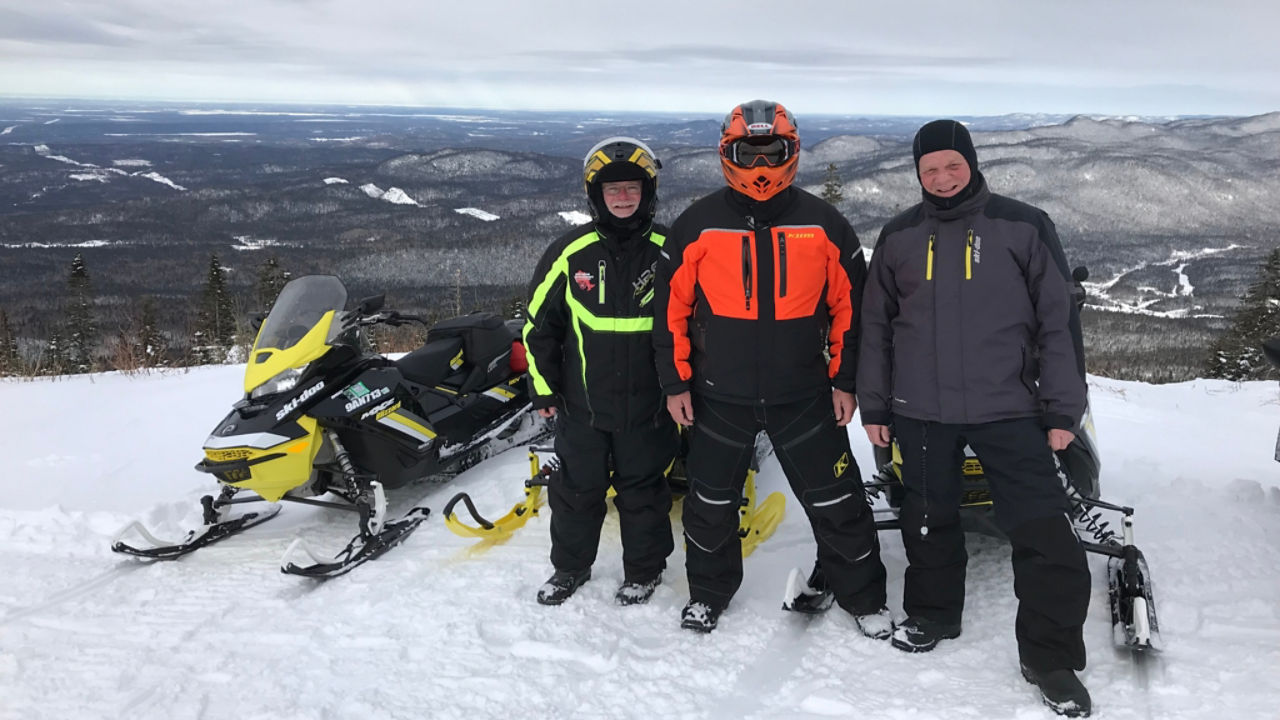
left=444, top=444, right=786, bottom=558
left=442, top=448, right=547, bottom=543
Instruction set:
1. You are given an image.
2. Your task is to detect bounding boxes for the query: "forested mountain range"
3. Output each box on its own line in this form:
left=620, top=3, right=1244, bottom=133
left=1, top=101, right=1275, bottom=380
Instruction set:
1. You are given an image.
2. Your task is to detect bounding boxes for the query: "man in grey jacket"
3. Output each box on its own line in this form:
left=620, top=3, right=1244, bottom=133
left=858, top=120, right=1092, bottom=717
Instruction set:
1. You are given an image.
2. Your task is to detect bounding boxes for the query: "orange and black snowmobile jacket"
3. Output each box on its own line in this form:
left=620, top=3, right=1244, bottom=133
left=523, top=221, right=669, bottom=432
left=653, top=187, right=867, bottom=405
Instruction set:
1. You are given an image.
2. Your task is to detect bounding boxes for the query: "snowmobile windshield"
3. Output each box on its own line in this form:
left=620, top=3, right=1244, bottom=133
left=256, top=276, right=348, bottom=353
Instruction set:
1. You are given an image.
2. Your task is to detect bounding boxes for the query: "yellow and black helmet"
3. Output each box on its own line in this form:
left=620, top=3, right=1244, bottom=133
left=582, top=136, right=661, bottom=229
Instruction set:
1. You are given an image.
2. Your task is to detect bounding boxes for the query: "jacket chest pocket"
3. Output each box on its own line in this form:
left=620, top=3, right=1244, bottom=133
left=774, top=229, right=830, bottom=320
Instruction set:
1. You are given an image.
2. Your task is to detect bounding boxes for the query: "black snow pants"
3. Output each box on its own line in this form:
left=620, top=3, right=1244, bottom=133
left=682, top=393, right=887, bottom=614
left=893, top=415, right=1091, bottom=671
left=548, top=412, right=678, bottom=582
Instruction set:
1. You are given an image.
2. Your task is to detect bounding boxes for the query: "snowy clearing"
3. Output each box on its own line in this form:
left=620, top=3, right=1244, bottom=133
left=0, top=370, right=1277, bottom=719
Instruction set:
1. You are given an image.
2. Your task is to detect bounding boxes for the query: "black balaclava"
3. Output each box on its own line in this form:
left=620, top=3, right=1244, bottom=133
left=912, top=119, right=983, bottom=209
left=588, top=161, right=655, bottom=236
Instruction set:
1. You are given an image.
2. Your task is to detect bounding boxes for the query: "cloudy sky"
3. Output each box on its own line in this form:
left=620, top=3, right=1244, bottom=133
left=2, top=0, right=1277, bottom=116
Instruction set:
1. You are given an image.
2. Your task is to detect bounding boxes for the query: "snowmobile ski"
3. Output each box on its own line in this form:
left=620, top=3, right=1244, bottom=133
left=281, top=506, right=431, bottom=579
left=781, top=563, right=835, bottom=614
left=1102, top=513, right=1162, bottom=651
left=111, top=502, right=282, bottom=560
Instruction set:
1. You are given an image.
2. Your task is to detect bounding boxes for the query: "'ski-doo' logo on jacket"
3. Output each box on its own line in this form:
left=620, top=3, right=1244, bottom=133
left=573, top=270, right=595, bottom=291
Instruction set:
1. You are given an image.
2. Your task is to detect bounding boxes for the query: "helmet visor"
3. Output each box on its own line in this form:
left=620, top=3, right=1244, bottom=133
left=725, top=136, right=795, bottom=168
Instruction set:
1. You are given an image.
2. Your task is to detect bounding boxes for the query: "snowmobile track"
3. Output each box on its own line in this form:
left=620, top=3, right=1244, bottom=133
left=0, top=562, right=146, bottom=626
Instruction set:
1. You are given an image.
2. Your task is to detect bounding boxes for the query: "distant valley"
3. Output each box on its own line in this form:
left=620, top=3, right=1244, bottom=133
left=1, top=100, right=1276, bottom=381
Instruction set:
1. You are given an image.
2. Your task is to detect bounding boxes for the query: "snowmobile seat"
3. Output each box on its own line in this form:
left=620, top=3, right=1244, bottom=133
left=426, top=312, right=518, bottom=395
left=395, top=336, right=464, bottom=388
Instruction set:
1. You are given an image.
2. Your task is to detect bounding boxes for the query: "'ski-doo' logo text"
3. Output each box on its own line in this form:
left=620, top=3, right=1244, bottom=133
left=345, top=386, right=390, bottom=413
left=275, top=381, right=325, bottom=421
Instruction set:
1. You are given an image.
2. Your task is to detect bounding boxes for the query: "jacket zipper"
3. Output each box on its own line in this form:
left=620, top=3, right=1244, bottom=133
left=926, top=234, right=936, bottom=281
left=598, top=259, right=606, bottom=305
left=965, top=229, right=974, bottom=280
left=741, top=235, right=753, bottom=312
left=777, top=231, right=788, bottom=297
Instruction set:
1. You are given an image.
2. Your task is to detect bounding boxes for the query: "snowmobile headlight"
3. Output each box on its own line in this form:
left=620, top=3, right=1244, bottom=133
left=250, top=365, right=306, bottom=400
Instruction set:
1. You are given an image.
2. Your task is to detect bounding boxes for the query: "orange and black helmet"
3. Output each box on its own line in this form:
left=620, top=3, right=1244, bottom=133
left=719, top=100, right=800, bottom=201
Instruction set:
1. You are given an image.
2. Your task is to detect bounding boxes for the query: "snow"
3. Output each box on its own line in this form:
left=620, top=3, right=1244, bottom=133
left=455, top=207, right=499, bottom=221
left=112, top=159, right=152, bottom=168
left=1, top=125, right=16, bottom=135
left=323, top=177, right=349, bottom=185
left=381, top=187, right=419, bottom=206
left=360, top=184, right=419, bottom=205
left=1, top=369, right=1278, bottom=719
left=137, top=171, right=186, bottom=191
left=559, top=210, right=591, bottom=225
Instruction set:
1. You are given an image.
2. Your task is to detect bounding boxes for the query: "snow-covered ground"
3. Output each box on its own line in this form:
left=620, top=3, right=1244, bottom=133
left=1, top=369, right=1277, bottom=719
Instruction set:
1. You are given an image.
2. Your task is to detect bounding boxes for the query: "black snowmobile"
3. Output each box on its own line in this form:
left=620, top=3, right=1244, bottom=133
left=112, top=275, right=549, bottom=577
left=785, top=267, right=1162, bottom=653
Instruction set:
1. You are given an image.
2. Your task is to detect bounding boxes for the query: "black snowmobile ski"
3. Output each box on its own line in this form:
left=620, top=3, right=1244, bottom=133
left=781, top=562, right=835, bottom=614
left=280, top=506, right=430, bottom=579
left=112, top=504, right=282, bottom=559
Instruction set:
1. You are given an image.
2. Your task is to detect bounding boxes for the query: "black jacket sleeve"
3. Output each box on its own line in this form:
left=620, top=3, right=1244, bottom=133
left=829, top=214, right=866, bottom=393
left=522, top=240, right=570, bottom=410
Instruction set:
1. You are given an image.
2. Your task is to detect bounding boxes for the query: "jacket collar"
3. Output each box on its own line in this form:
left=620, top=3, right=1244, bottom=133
left=725, top=186, right=797, bottom=225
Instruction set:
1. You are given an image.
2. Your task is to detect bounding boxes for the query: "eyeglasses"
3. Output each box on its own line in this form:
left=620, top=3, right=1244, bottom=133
left=602, top=182, right=643, bottom=197
left=724, top=136, right=796, bottom=168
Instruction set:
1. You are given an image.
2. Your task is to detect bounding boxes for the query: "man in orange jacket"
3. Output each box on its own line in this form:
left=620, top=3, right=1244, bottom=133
left=653, top=100, right=889, bottom=635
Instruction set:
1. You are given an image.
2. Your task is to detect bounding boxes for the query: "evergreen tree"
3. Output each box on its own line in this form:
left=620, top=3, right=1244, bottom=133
left=42, top=327, right=68, bottom=376
left=0, top=309, right=20, bottom=376
left=1205, top=247, right=1280, bottom=381
left=820, top=163, right=845, bottom=205
left=191, top=254, right=237, bottom=364
left=136, top=296, right=168, bottom=367
left=505, top=294, right=527, bottom=321
left=65, top=252, right=97, bottom=372
left=255, top=256, right=290, bottom=311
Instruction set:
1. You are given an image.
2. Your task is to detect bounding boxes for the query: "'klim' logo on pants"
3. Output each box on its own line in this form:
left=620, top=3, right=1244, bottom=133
left=833, top=452, right=850, bottom=478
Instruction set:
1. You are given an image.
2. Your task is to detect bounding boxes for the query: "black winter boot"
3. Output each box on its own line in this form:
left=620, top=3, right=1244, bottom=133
left=890, top=616, right=962, bottom=653
left=680, top=600, right=723, bottom=633
left=536, top=568, right=591, bottom=605
left=615, top=574, right=662, bottom=606
left=1021, top=663, right=1092, bottom=717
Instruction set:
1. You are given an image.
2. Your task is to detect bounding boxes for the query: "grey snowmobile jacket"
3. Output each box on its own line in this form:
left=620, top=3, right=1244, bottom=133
left=857, top=181, right=1085, bottom=430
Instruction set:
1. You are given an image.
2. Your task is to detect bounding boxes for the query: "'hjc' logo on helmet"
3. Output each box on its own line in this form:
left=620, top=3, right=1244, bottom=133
left=573, top=270, right=596, bottom=291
